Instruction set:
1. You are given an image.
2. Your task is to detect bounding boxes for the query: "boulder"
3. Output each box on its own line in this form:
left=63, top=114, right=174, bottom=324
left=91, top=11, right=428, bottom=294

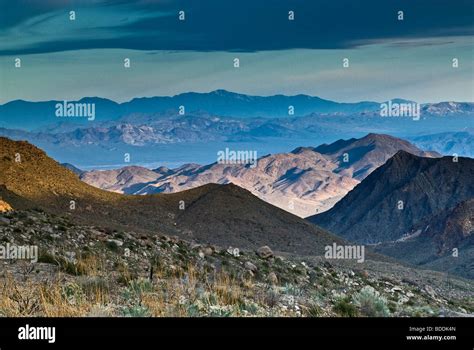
left=257, top=246, right=273, bottom=259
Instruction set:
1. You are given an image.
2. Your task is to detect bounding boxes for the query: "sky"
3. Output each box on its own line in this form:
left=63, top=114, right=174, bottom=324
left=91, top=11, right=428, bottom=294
left=0, top=0, right=473, bottom=103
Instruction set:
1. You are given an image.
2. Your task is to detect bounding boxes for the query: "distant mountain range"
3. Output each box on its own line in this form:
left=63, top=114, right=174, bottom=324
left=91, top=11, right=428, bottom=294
left=80, top=134, right=440, bottom=217
left=409, top=129, right=474, bottom=158
left=1, top=90, right=473, bottom=131
left=309, top=151, right=474, bottom=278
left=0, top=91, right=472, bottom=167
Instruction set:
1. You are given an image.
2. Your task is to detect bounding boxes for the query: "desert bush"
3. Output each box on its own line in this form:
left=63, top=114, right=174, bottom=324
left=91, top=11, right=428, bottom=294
left=352, top=286, right=390, bottom=317
left=333, top=296, right=358, bottom=317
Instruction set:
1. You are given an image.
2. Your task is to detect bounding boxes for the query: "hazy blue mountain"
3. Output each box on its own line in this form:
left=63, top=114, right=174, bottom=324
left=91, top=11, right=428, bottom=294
left=0, top=98, right=122, bottom=130
left=4, top=90, right=473, bottom=132
left=409, top=130, right=474, bottom=158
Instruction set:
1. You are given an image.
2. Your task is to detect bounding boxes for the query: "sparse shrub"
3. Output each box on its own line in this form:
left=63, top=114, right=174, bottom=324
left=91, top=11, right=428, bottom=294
left=352, top=286, right=390, bottom=317
left=37, top=252, right=58, bottom=265
left=62, top=283, right=84, bottom=304
left=121, top=305, right=151, bottom=317
left=238, top=301, right=259, bottom=315
left=282, top=283, right=304, bottom=297
left=388, top=301, right=398, bottom=314
left=410, top=305, right=435, bottom=317
left=125, top=279, right=154, bottom=299
left=333, top=296, right=358, bottom=317
left=263, top=288, right=280, bottom=308
left=105, top=240, right=119, bottom=252
left=77, top=276, right=110, bottom=299
left=305, top=302, right=322, bottom=317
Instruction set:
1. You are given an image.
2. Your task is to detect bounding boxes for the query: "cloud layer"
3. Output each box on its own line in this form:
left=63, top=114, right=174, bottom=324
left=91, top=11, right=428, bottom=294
left=0, top=0, right=473, bottom=55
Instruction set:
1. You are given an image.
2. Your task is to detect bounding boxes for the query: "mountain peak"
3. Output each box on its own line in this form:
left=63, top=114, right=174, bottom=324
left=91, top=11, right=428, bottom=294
left=361, top=133, right=406, bottom=144
left=391, top=149, right=421, bottom=161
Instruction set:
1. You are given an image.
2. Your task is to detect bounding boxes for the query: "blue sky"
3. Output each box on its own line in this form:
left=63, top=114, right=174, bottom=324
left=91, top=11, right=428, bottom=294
left=0, top=0, right=473, bottom=103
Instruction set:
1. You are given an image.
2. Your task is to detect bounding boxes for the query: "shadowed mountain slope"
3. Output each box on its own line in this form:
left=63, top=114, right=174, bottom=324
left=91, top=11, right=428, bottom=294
left=309, top=151, right=474, bottom=244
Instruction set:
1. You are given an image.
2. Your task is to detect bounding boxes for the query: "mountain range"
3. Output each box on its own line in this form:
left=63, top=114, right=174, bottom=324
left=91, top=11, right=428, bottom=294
left=80, top=134, right=440, bottom=217
left=1, top=90, right=473, bottom=131
left=409, top=129, right=474, bottom=158
left=1, top=136, right=473, bottom=280
left=0, top=137, right=343, bottom=256
left=1, top=91, right=472, bottom=168
left=309, top=151, right=474, bottom=278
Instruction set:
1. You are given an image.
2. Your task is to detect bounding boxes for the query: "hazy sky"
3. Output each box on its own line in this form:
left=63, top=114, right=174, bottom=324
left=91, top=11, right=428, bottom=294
left=0, top=0, right=473, bottom=103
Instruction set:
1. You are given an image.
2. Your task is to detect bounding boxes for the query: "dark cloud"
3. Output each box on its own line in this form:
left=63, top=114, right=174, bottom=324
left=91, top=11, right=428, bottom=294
left=0, top=0, right=473, bottom=55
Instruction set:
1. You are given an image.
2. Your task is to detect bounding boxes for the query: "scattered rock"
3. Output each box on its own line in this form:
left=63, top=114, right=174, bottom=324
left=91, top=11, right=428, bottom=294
left=257, top=246, right=273, bottom=259
left=424, top=285, right=437, bottom=299
left=203, top=247, right=213, bottom=256
left=107, top=239, right=123, bottom=247
left=0, top=217, right=10, bottom=225
left=267, top=272, right=278, bottom=285
left=390, top=287, right=403, bottom=293
left=245, top=261, right=258, bottom=273
left=440, top=309, right=474, bottom=317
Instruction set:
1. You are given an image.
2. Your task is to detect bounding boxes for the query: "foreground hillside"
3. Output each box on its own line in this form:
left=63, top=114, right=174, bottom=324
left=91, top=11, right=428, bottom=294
left=1, top=208, right=472, bottom=317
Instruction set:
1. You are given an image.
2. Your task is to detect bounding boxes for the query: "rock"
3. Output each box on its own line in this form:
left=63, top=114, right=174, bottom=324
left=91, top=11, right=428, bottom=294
left=107, top=239, right=124, bottom=247
left=0, top=217, right=11, bottom=225
left=42, top=226, right=54, bottom=234
left=257, top=246, right=273, bottom=259
left=268, top=272, right=278, bottom=285
left=424, top=285, right=437, bottom=299
left=244, top=261, right=258, bottom=273
left=203, top=247, right=214, bottom=256
left=390, top=287, right=403, bottom=293
left=440, top=309, right=474, bottom=317
left=191, top=243, right=202, bottom=250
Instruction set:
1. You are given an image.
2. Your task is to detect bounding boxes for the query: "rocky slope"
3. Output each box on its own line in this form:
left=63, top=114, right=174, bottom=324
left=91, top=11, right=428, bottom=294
left=374, top=199, right=474, bottom=279
left=1, top=208, right=472, bottom=317
left=309, top=151, right=474, bottom=278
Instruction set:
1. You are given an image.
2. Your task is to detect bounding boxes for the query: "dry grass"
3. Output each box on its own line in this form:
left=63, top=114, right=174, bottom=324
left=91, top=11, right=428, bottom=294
left=0, top=257, right=271, bottom=317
